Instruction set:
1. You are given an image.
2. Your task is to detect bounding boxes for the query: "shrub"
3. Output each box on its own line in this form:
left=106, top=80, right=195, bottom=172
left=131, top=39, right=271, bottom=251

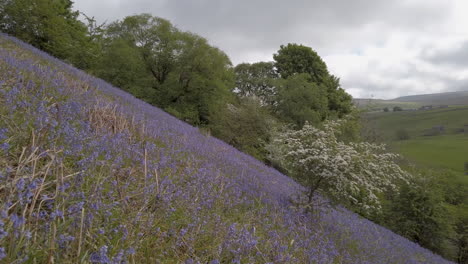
left=395, top=129, right=410, bottom=140
left=268, top=117, right=411, bottom=213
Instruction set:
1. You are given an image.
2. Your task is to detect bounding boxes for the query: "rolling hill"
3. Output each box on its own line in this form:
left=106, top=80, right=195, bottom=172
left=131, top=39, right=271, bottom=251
left=355, top=90, right=468, bottom=110
left=0, top=34, right=452, bottom=263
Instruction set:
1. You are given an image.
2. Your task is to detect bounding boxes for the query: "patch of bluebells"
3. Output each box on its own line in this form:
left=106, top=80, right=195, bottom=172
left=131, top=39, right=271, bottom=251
left=0, top=128, right=9, bottom=153
left=0, top=33, right=454, bottom=263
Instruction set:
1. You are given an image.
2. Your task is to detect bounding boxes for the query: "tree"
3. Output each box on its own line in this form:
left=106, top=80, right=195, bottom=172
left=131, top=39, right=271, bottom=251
left=383, top=107, right=389, bottom=112
left=273, top=43, right=329, bottom=84
left=104, top=14, right=179, bottom=86
left=94, top=38, right=154, bottom=100
left=100, top=14, right=235, bottom=125
left=274, top=74, right=328, bottom=127
left=321, top=74, right=353, bottom=117
left=211, top=97, right=277, bottom=161
left=393, top=106, right=403, bottom=112
left=386, top=174, right=452, bottom=256
left=0, top=0, right=96, bottom=69
left=234, top=62, right=278, bottom=106
left=272, top=43, right=352, bottom=119
left=268, top=118, right=411, bottom=213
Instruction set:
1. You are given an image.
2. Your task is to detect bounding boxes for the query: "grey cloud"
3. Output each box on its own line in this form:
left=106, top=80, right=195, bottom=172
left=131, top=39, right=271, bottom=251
left=73, top=0, right=465, bottom=99
left=424, top=41, right=468, bottom=67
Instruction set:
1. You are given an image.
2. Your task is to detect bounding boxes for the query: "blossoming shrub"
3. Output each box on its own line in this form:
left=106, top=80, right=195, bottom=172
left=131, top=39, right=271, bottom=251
left=269, top=118, right=411, bottom=213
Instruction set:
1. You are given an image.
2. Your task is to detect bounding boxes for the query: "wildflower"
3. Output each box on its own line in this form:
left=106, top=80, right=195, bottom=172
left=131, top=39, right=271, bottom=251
left=0, top=247, right=6, bottom=260
left=89, top=246, right=110, bottom=263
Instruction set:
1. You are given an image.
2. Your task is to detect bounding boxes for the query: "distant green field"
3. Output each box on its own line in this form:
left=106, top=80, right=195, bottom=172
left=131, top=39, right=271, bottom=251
left=363, top=106, right=468, bottom=180
left=364, top=106, right=468, bottom=140
left=394, top=135, right=468, bottom=182
left=354, top=99, right=422, bottom=111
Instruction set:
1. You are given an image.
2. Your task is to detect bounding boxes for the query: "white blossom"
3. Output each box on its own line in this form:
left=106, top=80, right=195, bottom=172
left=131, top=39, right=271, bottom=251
left=268, top=117, right=412, bottom=213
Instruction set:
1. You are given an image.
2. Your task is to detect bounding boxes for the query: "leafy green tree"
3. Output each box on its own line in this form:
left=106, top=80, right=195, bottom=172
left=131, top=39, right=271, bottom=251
left=211, top=97, right=277, bottom=161
left=273, top=43, right=329, bottom=84
left=393, top=106, right=403, bottom=112
left=272, top=43, right=352, bottom=120
left=157, top=32, right=234, bottom=125
left=104, top=14, right=179, bottom=86
left=386, top=174, right=452, bottom=256
left=0, top=0, right=96, bottom=69
left=100, top=14, right=235, bottom=125
left=274, top=74, right=328, bottom=127
left=234, top=62, right=278, bottom=105
left=94, top=38, right=154, bottom=100
left=322, top=74, right=353, bottom=117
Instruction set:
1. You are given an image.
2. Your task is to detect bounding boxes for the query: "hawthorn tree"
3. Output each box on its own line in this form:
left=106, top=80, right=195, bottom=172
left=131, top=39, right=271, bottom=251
left=268, top=117, right=411, bottom=213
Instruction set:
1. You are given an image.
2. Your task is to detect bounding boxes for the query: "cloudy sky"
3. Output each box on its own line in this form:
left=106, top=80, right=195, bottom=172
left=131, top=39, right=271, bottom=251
left=74, top=0, right=468, bottom=99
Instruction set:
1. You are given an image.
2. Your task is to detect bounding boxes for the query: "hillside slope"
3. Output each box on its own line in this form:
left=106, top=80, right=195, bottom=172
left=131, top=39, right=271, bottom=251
left=0, top=34, right=452, bottom=263
left=393, top=91, right=468, bottom=105
left=355, top=91, right=468, bottom=110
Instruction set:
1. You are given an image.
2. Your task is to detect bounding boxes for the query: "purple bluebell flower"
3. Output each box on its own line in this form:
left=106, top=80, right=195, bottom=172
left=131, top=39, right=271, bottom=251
left=0, top=247, right=6, bottom=260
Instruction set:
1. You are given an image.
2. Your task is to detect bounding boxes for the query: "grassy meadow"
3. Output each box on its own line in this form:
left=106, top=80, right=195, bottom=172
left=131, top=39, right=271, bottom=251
left=363, top=106, right=468, bottom=182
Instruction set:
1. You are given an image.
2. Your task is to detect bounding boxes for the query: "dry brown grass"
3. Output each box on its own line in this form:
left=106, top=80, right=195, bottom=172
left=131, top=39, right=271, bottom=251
left=86, top=100, right=132, bottom=135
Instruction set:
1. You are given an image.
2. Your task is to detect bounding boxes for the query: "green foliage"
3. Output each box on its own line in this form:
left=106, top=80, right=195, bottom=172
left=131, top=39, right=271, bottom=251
left=97, top=14, right=235, bottom=125
left=322, top=74, right=353, bottom=117
left=0, top=0, right=97, bottom=68
left=383, top=107, right=389, bottom=112
left=234, top=61, right=277, bottom=105
left=94, top=38, right=154, bottom=99
left=274, top=74, right=328, bottom=127
left=382, top=171, right=455, bottom=258
left=393, top=106, right=403, bottom=112
left=270, top=43, right=352, bottom=125
left=273, top=43, right=329, bottom=84
left=335, top=110, right=361, bottom=143
left=363, top=108, right=468, bottom=262
left=211, top=98, right=277, bottom=161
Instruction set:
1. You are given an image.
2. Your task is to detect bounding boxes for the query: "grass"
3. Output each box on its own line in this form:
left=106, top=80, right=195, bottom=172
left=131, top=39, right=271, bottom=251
left=365, top=106, right=468, bottom=140
left=364, top=106, right=468, bottom=176
left=354, top=99, right=422, bottom=111
left=394, top=135, right=468, bottom=182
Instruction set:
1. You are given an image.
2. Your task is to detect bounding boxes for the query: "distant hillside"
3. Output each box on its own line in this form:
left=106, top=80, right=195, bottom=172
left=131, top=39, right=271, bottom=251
left=393, top=91, right=468, bottom=104
left=355, top=91, right=468, bottom=110
left=0, top=35, right=452, bottom=263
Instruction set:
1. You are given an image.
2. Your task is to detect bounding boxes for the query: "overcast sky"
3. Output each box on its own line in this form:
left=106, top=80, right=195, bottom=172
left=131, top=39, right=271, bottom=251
left=73, top=0, right=468, bottom=99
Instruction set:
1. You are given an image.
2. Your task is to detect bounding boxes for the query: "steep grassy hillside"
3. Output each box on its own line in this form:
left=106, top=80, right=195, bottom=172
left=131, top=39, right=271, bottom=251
left=0, top=34, right=452, bottom=263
